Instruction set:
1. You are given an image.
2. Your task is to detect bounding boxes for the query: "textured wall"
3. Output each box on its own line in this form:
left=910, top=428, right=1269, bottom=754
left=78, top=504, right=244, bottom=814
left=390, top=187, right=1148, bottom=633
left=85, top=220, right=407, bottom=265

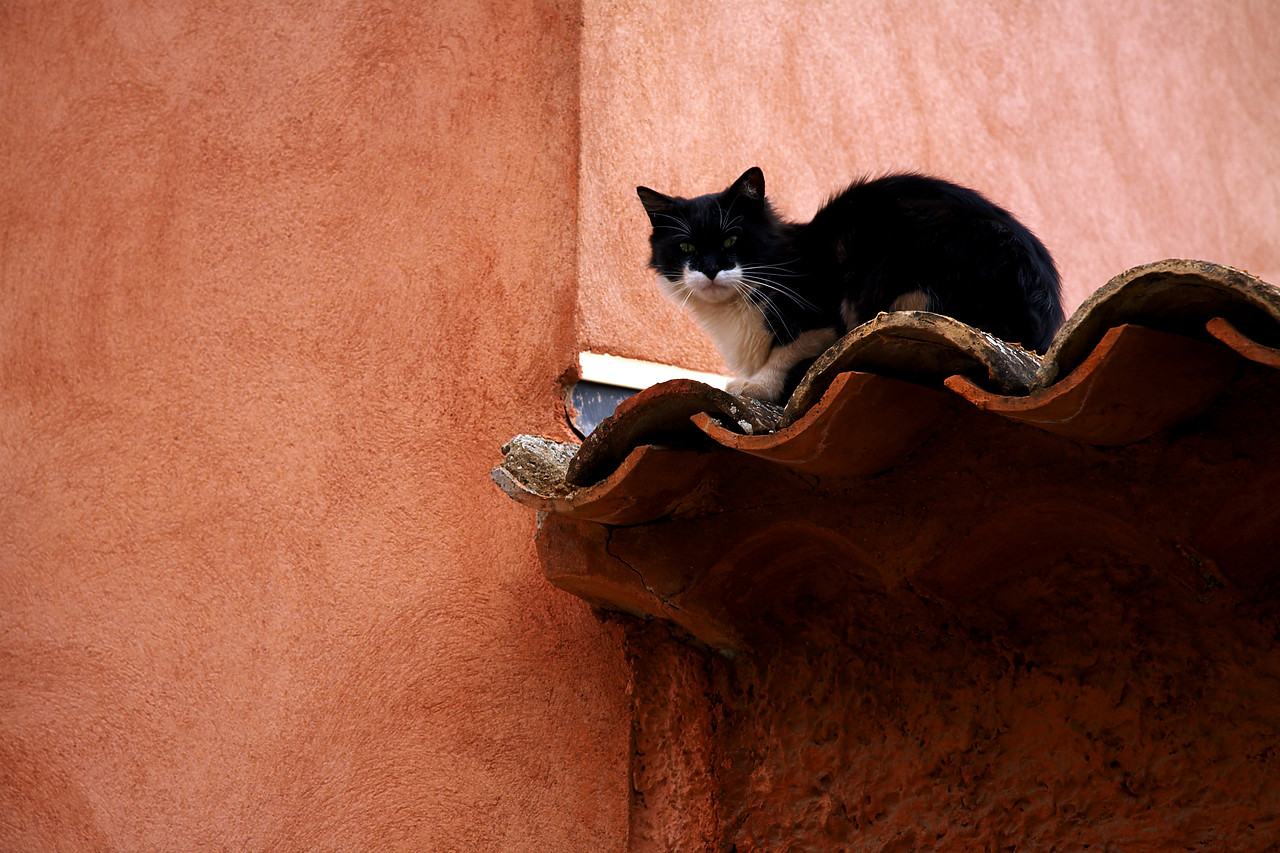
left=609, top=374, right=1280, bottom=851
left=579, top=0, right=1280, bottom=373
left=6, top=1, right=1280, bottom=850
left=0, top=2, right=631, bottom=850
left=627, top=570, right=1280, bottom=851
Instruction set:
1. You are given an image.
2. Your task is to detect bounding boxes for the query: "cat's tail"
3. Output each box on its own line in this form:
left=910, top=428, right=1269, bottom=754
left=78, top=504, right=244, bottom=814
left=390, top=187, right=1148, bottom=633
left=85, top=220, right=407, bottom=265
left=1018, top=235, right=1064, bottom=353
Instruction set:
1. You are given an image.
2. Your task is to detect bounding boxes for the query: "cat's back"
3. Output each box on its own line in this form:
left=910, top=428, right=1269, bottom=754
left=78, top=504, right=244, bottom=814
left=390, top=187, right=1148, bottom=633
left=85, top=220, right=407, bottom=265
left=801, top=171, right=1063, bottom=352
left=811, top=172, right=1012, bottom=230
left=808, top=172, right=1055, bottom=275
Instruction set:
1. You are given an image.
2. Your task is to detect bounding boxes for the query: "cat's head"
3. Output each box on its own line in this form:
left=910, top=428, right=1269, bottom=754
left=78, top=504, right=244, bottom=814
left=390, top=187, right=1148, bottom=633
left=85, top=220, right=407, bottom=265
left=636, top=167, right=784, bottom=307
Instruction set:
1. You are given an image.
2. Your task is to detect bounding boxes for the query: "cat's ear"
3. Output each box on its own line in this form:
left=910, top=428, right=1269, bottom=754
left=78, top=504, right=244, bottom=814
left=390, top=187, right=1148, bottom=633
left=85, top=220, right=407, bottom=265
left=636, top=186, right=672, bottom=220
left=729, top=167, right=766, bottom=202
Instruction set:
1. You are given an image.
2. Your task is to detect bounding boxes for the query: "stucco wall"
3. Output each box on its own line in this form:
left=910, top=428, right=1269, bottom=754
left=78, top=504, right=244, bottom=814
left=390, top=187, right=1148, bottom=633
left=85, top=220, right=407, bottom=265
left=579, top=0, right=1280, bottom=373
left=5, top=1, right=1280, bottom=850
left=1, top=2, right=630, bottom=850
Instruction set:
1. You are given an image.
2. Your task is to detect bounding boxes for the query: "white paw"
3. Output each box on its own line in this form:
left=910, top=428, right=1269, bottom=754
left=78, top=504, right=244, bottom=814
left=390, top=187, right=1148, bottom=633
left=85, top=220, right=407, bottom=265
left=726, top=376, right=781, bottom=403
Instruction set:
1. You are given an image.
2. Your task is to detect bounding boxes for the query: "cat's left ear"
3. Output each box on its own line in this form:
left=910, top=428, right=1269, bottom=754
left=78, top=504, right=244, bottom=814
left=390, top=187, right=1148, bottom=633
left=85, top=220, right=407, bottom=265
left=636, top=186, right=673, bottom=221
left=729, top=167, right=766, bottom=202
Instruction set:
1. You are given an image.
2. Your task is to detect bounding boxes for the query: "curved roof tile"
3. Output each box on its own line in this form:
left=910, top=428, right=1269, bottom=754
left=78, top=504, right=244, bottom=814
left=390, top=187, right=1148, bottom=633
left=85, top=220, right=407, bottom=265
left=494, top=260, right=1279, bottom=524
left=1041, top=258, right=1280, bottom=385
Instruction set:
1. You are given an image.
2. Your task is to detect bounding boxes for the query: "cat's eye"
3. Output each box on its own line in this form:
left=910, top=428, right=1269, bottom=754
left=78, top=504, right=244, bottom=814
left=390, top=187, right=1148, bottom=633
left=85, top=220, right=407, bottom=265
left=679, top=242, right=695, bottom=253
left=723, top=236, right=738, bottom=248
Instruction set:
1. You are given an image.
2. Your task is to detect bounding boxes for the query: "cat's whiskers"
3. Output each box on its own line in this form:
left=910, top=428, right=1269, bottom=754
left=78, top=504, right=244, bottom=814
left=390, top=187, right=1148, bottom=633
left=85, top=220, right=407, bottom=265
left=741, top=270, right=805, bottom=283
left=718, top=202, right=739, bottom=234
left=719, top=194, right=752, bottom=234
left=740, top=260, right=802, bottom=275
left=739, top=274, right=819, bottom=312
left=747, top=288, right=788, bottom=343
left=737, top=259, right=816, bottom=309
left=664, top=271, right=714, bottom=319
left=711, top=273, right=790, bottom=344
left=675, top=281, right=701, bottom=316
left=652, top=213, right=692, bottom=238
left=666, top=275, right=695, bottom=301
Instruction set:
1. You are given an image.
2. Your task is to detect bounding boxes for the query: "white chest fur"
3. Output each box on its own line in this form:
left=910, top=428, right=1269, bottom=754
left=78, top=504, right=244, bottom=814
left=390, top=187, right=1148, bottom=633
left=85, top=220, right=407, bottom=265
left=658, top=267, right=836, bottom=403
left=659, top=266, right=774, bottom=376
left=686, top=295, right=773, bottom=376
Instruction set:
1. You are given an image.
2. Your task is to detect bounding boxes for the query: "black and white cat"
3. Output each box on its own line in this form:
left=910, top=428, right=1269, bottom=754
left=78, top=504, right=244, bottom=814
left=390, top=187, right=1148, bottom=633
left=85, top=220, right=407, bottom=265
left=637, top=167, right=1064, bottom=403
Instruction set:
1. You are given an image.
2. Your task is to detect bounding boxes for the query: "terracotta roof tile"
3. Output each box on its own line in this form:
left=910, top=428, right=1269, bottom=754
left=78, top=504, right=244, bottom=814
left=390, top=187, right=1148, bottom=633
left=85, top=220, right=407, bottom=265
left=491, top=259, right=1280, bottom=648
left=496, top=259, right=1278, bottom=515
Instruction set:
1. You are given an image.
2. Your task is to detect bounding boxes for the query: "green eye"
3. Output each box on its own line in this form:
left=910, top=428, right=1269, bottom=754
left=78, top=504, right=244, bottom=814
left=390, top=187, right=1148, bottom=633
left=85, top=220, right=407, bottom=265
left=723, top=235, right=738, bottom=248
left=679, top=242, right=695, bottom=253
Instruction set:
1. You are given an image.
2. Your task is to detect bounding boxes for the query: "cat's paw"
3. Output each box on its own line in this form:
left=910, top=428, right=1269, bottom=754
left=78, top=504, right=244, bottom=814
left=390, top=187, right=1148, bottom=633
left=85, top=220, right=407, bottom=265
left=726, top=376, right=781, bottom=403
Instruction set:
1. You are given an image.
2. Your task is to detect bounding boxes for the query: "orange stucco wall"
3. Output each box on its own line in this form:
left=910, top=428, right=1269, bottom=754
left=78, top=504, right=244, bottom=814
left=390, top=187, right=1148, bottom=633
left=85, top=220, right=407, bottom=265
left=1, top=2, right=630, bottom=850
left=4, top=2, right=1280, bottom=850
left=579, top=0, right=1280, bottom=372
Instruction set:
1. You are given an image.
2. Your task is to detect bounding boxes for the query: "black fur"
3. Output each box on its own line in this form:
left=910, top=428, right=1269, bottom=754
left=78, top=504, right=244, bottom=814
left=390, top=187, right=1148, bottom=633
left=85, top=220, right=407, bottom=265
left=637, top=167, right=1064, bottom=400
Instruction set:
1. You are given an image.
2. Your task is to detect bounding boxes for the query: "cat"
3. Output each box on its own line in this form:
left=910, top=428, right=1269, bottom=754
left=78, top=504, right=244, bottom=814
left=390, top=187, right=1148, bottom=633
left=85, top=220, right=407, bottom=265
left=636, top=167, right=1064, bottom=403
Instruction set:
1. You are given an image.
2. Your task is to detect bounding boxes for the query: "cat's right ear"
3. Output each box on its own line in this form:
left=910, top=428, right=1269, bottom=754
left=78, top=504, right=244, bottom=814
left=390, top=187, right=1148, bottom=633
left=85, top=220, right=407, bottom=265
left=636, top=186, right=672, bottom=221
left=730, top=167, right=766, bottom=202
